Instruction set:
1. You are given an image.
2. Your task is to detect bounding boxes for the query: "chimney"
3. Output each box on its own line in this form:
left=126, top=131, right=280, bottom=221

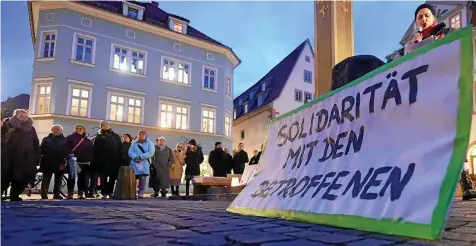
left=151, top=1, right=159, bottom=7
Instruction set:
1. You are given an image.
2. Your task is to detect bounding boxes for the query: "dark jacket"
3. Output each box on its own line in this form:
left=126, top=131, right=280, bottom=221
left=39, top=133, right=68, bottom=173
left=91, top=129, right=122, bottom=173
left=184, top=146, right=204, bottom=176
left=249, top=155, right=259, bottom=165
left=208, top=148, right=228, bottom=177
left=225, top=153, right=234, bottom=174
left=65, top=132, right=93, bottom=163
left=233, top=150, right=249, bottom=169
left=121, top=141, right=132, bottom=166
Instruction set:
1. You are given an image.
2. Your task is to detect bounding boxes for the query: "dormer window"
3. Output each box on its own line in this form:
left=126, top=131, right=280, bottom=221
left=168, top=16, right=188, bottom=34
left=122, top=2, right=144, bottom=21
left=173, top=23, right=184, bottom=33
left=127, top=7, right=139, bottom=19
left=261, top=83, right=266, bottom=91
left=238, top=98, right=242, bottom=105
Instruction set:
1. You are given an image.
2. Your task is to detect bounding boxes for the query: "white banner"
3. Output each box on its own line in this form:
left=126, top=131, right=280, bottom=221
left=227, top=27, right=474, bottom=240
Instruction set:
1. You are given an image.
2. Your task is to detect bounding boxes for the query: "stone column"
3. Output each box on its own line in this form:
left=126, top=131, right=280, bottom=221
left=314, top=0, right=354, bottom=97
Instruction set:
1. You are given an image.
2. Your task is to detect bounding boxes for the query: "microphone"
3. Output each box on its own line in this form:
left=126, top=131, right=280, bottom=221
left=415, top=27, right=423, bottom=43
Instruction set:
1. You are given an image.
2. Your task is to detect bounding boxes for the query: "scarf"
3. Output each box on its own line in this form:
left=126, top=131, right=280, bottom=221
left=421, top=22, right=445, bottom=40
left=8, top=116, right=33, bottom=133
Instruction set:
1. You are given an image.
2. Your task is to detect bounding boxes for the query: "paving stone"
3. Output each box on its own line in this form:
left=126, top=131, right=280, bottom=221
left=173, top=235, right=230, bottom=246
left=154, top=229, right=203, bottom=238
left=168, top=219, right=214, bottom=229
left=307, top=225, right=344, bottom=232
left=223, top=218, right=261, bottom=226
left=308, top=234, right=363, bottom=244
left=56, top=236, right=115, bottom=246
left=338, top=230, right=368, bottom=236
left=285, top=230, right=331, bottom=238
left=191, top=224, right=242, bottom=233
left=246, top=222, right=282, bottom=229
left=275, top=221, right=315, bottom=228
left=367, top=233, right=408, bottom=242
left=346, top=239, right=395, bottom=246
left=261, top=239, right=328, bottom=246
left=262, top=226, right=304, bottom=233
left=452, top=226, right=476, bottom=234
left=442, top=231, right=476, bottom=242
left=227, top=232, right=293, bottom=244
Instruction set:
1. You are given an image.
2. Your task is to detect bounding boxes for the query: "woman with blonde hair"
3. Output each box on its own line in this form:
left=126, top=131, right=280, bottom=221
left=170, top=142, right=185, bottom=196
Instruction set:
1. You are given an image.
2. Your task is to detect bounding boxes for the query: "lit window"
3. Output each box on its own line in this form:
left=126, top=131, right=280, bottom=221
left=108, top=94, right=143, bottom=123
left=70, top=87, right=90, bottom=117
left=36, top=85, right=51, bottom=114
left=175, top=106, right=188, bottom=130
left=41, top=32, right=56, bottom=58
left=295, top=90, right=303, bottom=102
left=173, top=23, right=184, bottom=33
left=233, top=109, right=236, bottom=119
left=450, top=13, right=461, bottom=29
left=203, top=67, right=216, bottom=90
left=112, top=45, right=145, bottom=75
left=162, top=58, right=190, bottom=84
left=304, top=70, right=312, bottom=83
left=225, top=114, right=231, bottom=137
left=226, top=76, right=232, bottom=97
left=73, top=34, right=94, bottom=63
left=244, top=103, right=248, bottom=114
left=202, top=108, right=215, bottom=133
left=127, top=7, right=139, bottom=19
left=128, top=98, right=141, bottom=124
left=160, top=103, right=189, bottom=130
left=109, top=95, right=124, bottom=122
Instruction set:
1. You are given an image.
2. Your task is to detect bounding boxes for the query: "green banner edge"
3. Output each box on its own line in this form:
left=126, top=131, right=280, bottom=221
left=227, top=26, right=474, bottom=240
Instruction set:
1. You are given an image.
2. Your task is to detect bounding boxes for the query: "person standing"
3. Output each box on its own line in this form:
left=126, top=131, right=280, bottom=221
left=170, top=143, right=185, bottom=196
left=65, top=124, right=93, bottom=199
left=91, top=120, right=122, bottom=199
left=39, top=125, right=68, bottom=200
left=184, top=139, right=204, bottom=196
left=151, top=136, right=173, bottom=198
left=233, top=143, right=249, bottom=174
left=121, top=134, right=133, bottom=167
left=223, top=148, right=234, bottom=175
left=248, top=150, right=259, bottom=165
left=208, top=142, right=228, bottom=177
left=128, top=130, right=154, bottom=199
left=2, top=109, right=40, bottom=201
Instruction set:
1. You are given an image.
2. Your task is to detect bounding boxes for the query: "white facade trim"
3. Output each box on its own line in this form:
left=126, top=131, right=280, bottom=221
left=31, top=80, right=53, bottom=115
left=201, top=106, right=217, bottom=134
left=34, top=76, right=55, bottom=81
left=106, top=85, right=146, bottom=95
left=158, top=96, right=191, bottom=104
left=200, top=103, right=217, bottom=108
left=66, top=83, right=93, bottom=118
left=66, top=78, right=94, bottom=86
left=37, top=29, right=57, bottom=58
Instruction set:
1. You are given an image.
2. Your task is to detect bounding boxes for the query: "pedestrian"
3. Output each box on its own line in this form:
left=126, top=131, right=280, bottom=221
left=91, top=120, right=122, bottom=199
left=39, top=124, right=68, bottom=200
left=233, top=143, right=249, bottom=174
left=2, top=109, right=40, bottom=201
left=208, top=142, right=228, bottom=177
left=184, top=139, right=204, bottom=196
left=65, top=124, right=93, bottom=199
left=151, top=136, right=173, bottom=198
left=128, top=130, right=154, bottom=199
left=223, top=148, right=234, bottom=175
left=121, top=134, right=133, bottom=167
left=170, top=143, right=186, bottom=195
left=249, top=150, right=259, bottom=165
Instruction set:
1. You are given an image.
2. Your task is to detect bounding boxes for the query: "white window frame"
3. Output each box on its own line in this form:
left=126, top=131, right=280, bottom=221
left=33, top=82, right=52, bottom=115
left=110, top=43, right=147, bottom=76
left=38, top=30, right=57, bottom=59
left=202, top=66, right=217, bottom=91
left=160, top=56, right=192, bottom=86
left=46, top=13, right=55, bottom=21
left=70, top=32, right=97, bottom=65
left=225, top=113, right=232, bottom=137
left=226, top=74, right=232, bottom=98
left=207, top=52, right=215, bottom=60
left=304, top=91, right=312, bottom=103
left=305, top=55, right=311, bottom=62
left=261, top=82, right=266, bottom=91
left=66, top=84, right=93, bottom=118
left=449, top=12, right=461, bottom=29
left=244, top=102, right=248, bottom=114
left=233, top=109, right=237, bottom=119
left=158, top=101, right=190, bottom=130
left=106, top=92, right=145, bottom=124
left=81, top=17, right=92, bottom=27
left=304, top=70, right=312, bottom=83
left=295, top=89, right=303, bottom=102
left=201, top=107, right=216, bottom=134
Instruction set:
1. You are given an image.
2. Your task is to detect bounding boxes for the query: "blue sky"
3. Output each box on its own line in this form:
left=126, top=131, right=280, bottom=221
left=0, top=1, right=422, bottom=100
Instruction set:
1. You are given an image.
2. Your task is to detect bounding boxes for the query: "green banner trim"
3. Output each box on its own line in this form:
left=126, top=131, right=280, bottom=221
left=227, top=26, right=474, bottom=240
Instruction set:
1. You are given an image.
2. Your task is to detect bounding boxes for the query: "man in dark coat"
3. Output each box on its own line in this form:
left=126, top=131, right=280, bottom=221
left=233, top=143, right=249, bottom=174
left=2, top=109, right=40, bottom=201
left=39, top=125, right=68, bottom=200
left=208, top=142, right=228, bottom=177
left=91, top=120, right=122, bottom=199
left=184, top=139, right=204, bottom=196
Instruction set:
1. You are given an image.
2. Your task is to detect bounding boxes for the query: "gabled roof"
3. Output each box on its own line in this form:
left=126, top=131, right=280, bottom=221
left=233, top=39, right=311, bottom=121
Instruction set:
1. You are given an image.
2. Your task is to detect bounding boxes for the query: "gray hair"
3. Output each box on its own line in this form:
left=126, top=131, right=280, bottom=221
left=13, top=108, right=28, bottom=116
left=158, top=136, right=166, bottom=142
left=51, top=124, right=63, bottom=131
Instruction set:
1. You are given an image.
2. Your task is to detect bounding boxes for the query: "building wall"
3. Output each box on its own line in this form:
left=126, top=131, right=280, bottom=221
left=30, top=8, right=234, bottom=149
left=273, top=43, right=315, bottom=115
left=231, top=108, right=270, bottom=156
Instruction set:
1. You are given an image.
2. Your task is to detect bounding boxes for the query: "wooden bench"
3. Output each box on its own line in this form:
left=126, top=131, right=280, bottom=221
left=192, top=176, right=243, bottom=195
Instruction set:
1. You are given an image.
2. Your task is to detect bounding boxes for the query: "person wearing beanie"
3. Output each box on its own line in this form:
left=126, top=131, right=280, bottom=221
left=208, top=142, right=228, bottom=178
left=65, top=125, right=93, bottom=199
left=184, top=139, right=204, bottom=196
left=412, top=3, right=452, bottom=44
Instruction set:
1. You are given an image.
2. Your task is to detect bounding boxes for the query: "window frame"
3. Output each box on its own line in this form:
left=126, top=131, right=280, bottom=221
left=66, top=84, right=93, bottom=118
left=109, top=43, right=147, bottom=76
left=158, top=101, right=190, bottom=130
left=225, top=74, right=232, bottom=98
left=304, top=70, right=312, bottom=83
left=201, top=107, right=217, bottom=134
left=70, top=32, right=97, bottom=65
left=449, top=12, right=461, bottom=29
left=304, top=91, right=312, bottom=103
left=244, top=102, right=249, bottom=114
left=225, top=112, right=232, bottom=137
left=241, top=130, right=245, bottom=140
left=202, top=66, right=218, bottom=91
left=160, top=56, right=192, bottom=86
left=106, top=91, right=145, bottom=124
left=173, top=22, right=184, bottom=33
left=32, top=81, right=52, bottom=115
left=38, top=30, right=57, bottom=59
left=305, top=55, right=311, bottom=62
left=295, top=89, right=303, bottom=102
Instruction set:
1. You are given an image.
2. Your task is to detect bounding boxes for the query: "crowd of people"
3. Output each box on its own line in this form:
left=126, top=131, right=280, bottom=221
left=0, top=109, right=263, bottom=201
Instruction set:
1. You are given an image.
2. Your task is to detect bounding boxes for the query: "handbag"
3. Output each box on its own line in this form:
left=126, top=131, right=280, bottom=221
left=66, top=138, right=85, bottom=178
left=137, top=144, right=154, bottom=174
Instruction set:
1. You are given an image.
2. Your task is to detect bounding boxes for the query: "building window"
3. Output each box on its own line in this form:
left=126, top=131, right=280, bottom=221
left=238, top=98, right=242, bottom=105
left=261, top=83, right=266, bottom=91
left=111, top=45, right=146, bottom=75
left=203, top=67, right=217, bottom=90
left=449, top=13, right=461, bottom=29
left=73, top=34, right=95, bottom=64
left=249, top=91, right=255, bottom=99
left=257, top=93, right=264, bottom=106
left=244, top=103, right=248, bottom=114
left=127, top=7, right=139, bottom=19
left=41, top=31, right=56, bottom=58
left=108, top=94, right=143, bottom=123
left=35, top=84, right=51, bottom=114
left=70, top=87, right=90, bottom=117
left=202, top=108, right=215, bottom=133
left=162, top=58, right=190, bottom=85
left=226, top=75, right=232, bottom=97
left=225, top=114, right=231, bottom=137
left=233, top=109, right=237, bottom=119
left=160, top=103, right=189, bottom=130
left=241, top=130, right=245, bottom=140
left=304, top=70, right=312, bottom=83
left=304, top=92, right=312, bottom=103
left=173, top=23, right=184, bottom=33
left=305, top=55, right=311, bottom=62
left=295, top=90, right=303, bottom=102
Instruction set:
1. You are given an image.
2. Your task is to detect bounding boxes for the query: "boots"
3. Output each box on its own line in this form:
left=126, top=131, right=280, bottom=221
left=460, top=170, right=476, bottom=201
left=40, top=188, right=48, bottom=200
left=78, top=191, right=85, bottom=199
left=160, top=189, right=168, bottom=198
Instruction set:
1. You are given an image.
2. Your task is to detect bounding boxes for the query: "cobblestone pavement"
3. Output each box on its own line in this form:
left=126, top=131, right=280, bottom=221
left=2, top=199, right=476, bottom=246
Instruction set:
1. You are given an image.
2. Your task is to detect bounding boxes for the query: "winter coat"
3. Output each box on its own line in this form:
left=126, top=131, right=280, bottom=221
left=2, top=116, right=40, bottom=182
left=128, top=139, right=155, bottom=176
left=121, top=141, right=132, bottom=166
left=249, top=155, right=259, bottom=165
left=170, top=149, right=185, bottom=181
left=225, top=153, right=234, bottom=174
left=233, top=150, right=249, bottom=170
left=65, top=133, right=93, bottom=163
left=151, top=145, right=173, bottom=190
left=39, top=133, right=68, bottom=173
left=208, top=148, right=228, bottom=177
left=91, top=129, right=122, bottom=174
left=184, top=146, right=204, bottom=176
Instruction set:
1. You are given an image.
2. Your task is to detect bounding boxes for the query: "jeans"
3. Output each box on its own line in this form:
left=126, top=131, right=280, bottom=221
left=76, top=165, right=90, bottom=195
left=136, top=175, right=147, bottom=197
left=41, top=172, right=62, bottom=197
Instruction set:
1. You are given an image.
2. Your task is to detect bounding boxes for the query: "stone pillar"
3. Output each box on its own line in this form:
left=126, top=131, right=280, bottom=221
left=314, top=0, right=354, bottom=97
